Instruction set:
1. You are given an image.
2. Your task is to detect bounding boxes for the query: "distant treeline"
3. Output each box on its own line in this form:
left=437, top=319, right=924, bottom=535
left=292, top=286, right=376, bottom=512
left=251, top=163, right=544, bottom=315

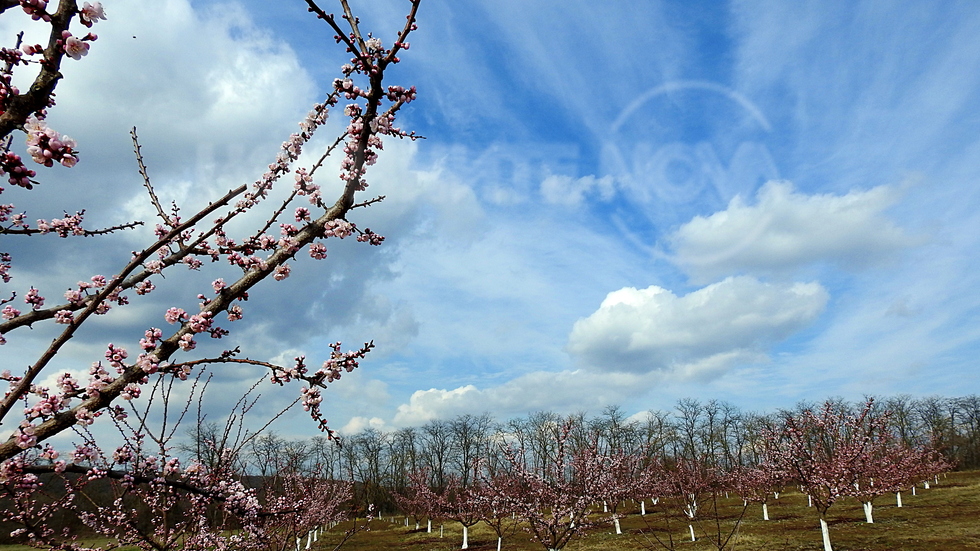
left=219, top=394, right=978, bottom=513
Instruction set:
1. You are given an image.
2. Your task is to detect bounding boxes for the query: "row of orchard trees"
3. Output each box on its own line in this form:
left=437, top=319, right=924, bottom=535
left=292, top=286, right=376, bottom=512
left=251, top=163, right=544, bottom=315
left=408, top=399, right=951, bottom=551
left=229, top=397, right=956, bottom=551
left=249, top=396, right=974, bottom=506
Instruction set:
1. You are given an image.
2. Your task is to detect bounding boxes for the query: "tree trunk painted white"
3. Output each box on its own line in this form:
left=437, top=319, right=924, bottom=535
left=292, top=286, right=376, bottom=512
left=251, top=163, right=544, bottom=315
left=808, top=494, right=813, bottom=507
left=935, top=475, right=939, bottom=484
left=462, top=525, right=469, bottom=549
left=924, top=481, right=930, bottom=489
left=896, top=491, right=903, bottom=507
left=427, top=519, right=432, bottom=533
left=440, top=524, right=444, bottom=538
left=614, top=517, right=622, bottom=535
left=863, top=501, right=874, bottom=523
left=304, top=531, right=312, bottom=549
left=762, top=502, right=769, bottom=521
left=774, top=491, right=780, bottom=500
left=496, top=536, right=502, bottom=551
left=912, top=485, right=916, bottom=496
left=689, top=524, right=696, bottom=542
left=603, top=500, right=608, bottom=513
left=653, top=497, right=659, bottom=505
left=294, top=537, right=301, bottom=551
left=313, top=529, right=318, bottom=542
left=819, top=518, right=833, bottom=551
left=405, top=517, right=409, bottom=526
left=641, top=500, right=646, bottom=515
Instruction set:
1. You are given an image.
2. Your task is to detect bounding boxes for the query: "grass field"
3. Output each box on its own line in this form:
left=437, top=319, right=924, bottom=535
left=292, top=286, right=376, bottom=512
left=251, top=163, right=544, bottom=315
left=3, top=471, right=978, bottom=551
left=332, top=470, right=980, bottom=551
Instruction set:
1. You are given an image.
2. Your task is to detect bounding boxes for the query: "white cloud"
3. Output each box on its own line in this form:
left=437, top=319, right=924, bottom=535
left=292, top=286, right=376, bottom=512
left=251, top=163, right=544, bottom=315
left=390, top=369, right=659, bottom=426
left=393, top=385, right=480, bottom=425
left=567, top=276, right=828, bottom=375
left=340, top=416, right=387, bottom=435
left=540, top=174, right=615, bottom=206
left=670, top=181, right=915, bottom=282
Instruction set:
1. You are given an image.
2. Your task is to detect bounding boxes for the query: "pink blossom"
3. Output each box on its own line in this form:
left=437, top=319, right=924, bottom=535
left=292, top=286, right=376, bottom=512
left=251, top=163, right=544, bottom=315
left=309, top=243, right=327, bottom=260
left=120, top=383, right=141, bottom=400
left=79, top=2, right=106, bottom=26
left=179, top=333, right=196, bottom=351
left=324, top=219, right=352, bottom=238
left=15, top=421, right=37, bottom=449
left=227, top=304, right=243, bottom=321
left=187, top=312, right=212, bottom=333
left=65, top=288, right=85, bottom=305
left=2, top=304, right=21, bottom=319
left=75, top=407, right=95, bottom=426
left=165, top=307, right=186, bottom=324
left=135, top=279, right=155, bottom=295
left=140, top=327, right=162, bottom=350
left=54, top=309, right=74, bottom=324
left=104, top=344, right=128, bottom=368
left=136, top=353, right=161, bottom=374
left=183, top=256, right=203, bottom=270
left=72, top=444, right=98, bottom=463
left=63, top=35, right=90, bottom=60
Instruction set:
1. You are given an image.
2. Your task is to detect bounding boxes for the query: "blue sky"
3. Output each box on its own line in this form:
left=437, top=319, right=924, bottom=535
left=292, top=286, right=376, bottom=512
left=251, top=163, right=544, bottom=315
left=3, top=0, right=980, bottom=439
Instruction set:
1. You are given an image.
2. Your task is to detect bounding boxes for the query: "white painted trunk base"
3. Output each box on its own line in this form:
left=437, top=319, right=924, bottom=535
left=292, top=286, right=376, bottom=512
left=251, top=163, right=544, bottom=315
left=863, top=501, right=874, bottom=523
left=762, top=502, right=769, bottom=521
left=896, top=491, right=903, bottom=507
left=820, top=518, right=833, bottom=551
left=614, top=517, right=622, bottom=535
left=689, top=524, right=696, bottom=542
left=462, top=525, right=469, bottom=549
left=640, top=501, right=646, bottom=515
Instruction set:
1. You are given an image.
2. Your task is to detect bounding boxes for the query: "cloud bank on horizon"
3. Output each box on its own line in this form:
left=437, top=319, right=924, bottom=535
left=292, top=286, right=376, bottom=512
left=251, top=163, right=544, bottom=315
left=4, top=0, right=979, bottom=437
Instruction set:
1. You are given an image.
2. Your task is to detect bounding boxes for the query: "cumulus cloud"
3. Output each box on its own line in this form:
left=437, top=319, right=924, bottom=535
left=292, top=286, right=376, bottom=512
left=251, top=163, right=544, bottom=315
left=394, top=385, right=480, bottom=425
left=670, top=181, right=915, bottom=282
left=340, top=416, right=388, bottom=435
left=566, top=276, right=828, bottom=375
